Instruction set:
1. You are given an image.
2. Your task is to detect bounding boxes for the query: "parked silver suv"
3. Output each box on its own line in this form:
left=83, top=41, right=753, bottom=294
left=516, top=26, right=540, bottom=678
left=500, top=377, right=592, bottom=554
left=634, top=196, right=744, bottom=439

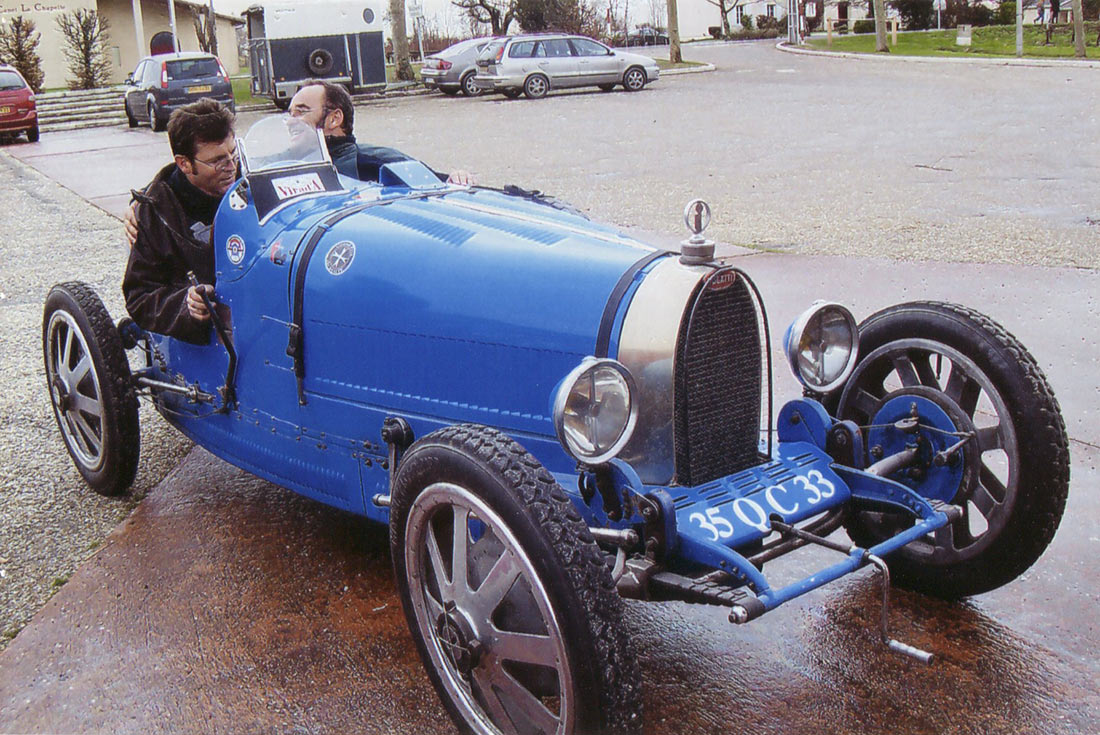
left=474, top=34, right=659, bottom=99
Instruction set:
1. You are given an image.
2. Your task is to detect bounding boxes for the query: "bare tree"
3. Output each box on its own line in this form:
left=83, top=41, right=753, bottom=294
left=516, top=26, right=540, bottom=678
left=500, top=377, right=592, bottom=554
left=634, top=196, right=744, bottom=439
left=56, top=9, right=113, bottom=90
left=1071, top=0, right=1084, bottom=56
left=0, top=15, right=45, bottom=93
left=704, top=0, right=736, bottom=35
left=192, top=5, right=218, bottom=56
left=873, top=0, right=888, bottom=51
left=452, top=0, right=518, bottom=34
left=389, top=0, right=416, bottom=80
left=666, top=0, right=681, bottom=62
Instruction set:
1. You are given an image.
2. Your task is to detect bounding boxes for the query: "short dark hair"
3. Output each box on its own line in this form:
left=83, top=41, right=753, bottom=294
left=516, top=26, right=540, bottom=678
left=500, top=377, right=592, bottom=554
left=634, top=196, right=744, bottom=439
left=302, top=80, right=353, bottom=136
left=167, top=98, right=236, bottom=159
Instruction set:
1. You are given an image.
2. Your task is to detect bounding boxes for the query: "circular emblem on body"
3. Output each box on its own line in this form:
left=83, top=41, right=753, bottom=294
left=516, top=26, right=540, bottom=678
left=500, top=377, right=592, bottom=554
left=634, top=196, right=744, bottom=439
left=683, top=199, right=711, bottom=237
left=225, top=235, right=246, bottom=265
left=325, top=240, right=356, bottom=276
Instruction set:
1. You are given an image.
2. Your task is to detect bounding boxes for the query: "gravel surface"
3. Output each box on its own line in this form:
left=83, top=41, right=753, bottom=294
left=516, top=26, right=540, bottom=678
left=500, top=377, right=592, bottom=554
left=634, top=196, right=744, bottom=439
left=0, top=154, right=190, bottom=649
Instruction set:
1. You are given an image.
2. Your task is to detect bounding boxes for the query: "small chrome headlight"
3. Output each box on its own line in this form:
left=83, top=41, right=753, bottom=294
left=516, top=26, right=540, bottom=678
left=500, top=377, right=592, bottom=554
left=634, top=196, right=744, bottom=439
left=785, top=302, right=859, bottom=393
left=553, top=357, right=638, bottom=465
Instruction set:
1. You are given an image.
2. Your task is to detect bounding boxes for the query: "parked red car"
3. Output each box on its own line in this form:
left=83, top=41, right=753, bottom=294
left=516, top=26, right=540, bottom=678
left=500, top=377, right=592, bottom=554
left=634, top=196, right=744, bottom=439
left=0, top=64, right=38, bottom=143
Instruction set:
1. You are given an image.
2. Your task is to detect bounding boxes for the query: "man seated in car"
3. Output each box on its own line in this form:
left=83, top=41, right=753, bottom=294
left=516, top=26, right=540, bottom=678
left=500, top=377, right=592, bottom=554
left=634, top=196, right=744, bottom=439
left=124, top=84, right=473, bottom=247
left=122, top=98, right=235, bottom=344
left=286, top=80, right=474, bottom=185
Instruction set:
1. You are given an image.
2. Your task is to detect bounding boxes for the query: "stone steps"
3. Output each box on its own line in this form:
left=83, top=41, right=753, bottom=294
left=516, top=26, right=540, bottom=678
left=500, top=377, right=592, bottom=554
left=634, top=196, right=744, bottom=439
left=36, top=87, right=127, bottom=132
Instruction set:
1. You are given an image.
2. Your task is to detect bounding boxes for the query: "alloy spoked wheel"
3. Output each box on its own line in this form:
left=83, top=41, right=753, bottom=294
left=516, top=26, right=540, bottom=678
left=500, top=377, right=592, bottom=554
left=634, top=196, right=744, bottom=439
left=622, top=67, right=647, bottom=92
left=832, top=302, right=1069, bottom=598
left=524, top=74, right=549, bottom=99
left=43, top=282, right=139, bottom=496
left=391, top=424, right=640, bottom=735
left=47, top=310, right=107, bottom=469
left=407, top=482, right=574, bottom=734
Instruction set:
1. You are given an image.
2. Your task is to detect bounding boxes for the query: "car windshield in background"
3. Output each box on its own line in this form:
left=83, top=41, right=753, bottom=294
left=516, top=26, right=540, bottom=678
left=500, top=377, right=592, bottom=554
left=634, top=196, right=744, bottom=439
left=166, top=58, right=220, bottom=80
left=0, top=71, right=25, bottom=91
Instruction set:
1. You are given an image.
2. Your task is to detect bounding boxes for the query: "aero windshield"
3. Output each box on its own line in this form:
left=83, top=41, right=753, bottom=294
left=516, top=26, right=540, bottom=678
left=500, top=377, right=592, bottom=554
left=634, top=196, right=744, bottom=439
left=238, top=116, right=330, bottom=174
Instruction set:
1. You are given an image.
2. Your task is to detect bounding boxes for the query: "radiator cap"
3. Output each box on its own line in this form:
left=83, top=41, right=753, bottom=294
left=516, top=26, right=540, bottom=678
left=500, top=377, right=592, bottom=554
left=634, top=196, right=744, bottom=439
left=680, top=199, right=715, bottom=265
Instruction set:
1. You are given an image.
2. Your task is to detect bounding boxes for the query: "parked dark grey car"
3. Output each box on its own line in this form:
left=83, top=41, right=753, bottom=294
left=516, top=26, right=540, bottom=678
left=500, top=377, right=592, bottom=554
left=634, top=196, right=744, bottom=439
left=420, top=37, right=494, bottom=97
left=124, top=52, right=235, bottom=132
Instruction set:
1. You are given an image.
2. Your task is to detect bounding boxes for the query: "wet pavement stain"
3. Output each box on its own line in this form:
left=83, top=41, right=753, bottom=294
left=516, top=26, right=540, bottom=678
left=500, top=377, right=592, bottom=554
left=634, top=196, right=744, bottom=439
left=1, top=445, right=1097, bottom=734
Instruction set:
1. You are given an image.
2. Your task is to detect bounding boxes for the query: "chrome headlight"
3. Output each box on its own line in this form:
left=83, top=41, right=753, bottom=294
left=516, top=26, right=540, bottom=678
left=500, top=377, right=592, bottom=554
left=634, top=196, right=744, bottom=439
left=785, top=302, right=859, bottom=393
left=553, top=358, right=638, bottom=465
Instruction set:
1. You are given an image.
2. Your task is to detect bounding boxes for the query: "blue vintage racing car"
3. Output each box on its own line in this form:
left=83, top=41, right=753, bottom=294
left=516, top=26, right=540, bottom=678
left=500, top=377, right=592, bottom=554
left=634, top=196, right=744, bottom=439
left=44, top=118, right=1070, bottom=735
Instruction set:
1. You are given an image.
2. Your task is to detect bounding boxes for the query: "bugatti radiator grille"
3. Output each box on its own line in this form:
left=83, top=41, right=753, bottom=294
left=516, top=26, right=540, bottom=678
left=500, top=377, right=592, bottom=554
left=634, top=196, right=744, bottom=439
left=673, top=271, right=763, bottom=486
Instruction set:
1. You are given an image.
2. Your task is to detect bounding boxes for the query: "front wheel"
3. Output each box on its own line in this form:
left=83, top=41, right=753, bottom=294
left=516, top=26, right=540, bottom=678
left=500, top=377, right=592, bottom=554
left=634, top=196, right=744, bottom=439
left=830, top=302, right=1069, bottom=598
left=391, top=425, right=641, bottom=735
left=502, top=88, right=522, bottom=99
left=598, top=83, right=616, bottom=92
left=43, top=282, right=140, bottom=496
left=622, top=67, right=647, bottom=92
left=27, top=122, right=39, bottom=142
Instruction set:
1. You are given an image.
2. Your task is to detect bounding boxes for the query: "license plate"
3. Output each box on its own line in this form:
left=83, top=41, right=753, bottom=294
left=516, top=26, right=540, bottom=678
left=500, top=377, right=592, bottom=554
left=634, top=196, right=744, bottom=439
left=0, top=106, right=11, bottom=115
left=187, top=85, right=212, bottom=94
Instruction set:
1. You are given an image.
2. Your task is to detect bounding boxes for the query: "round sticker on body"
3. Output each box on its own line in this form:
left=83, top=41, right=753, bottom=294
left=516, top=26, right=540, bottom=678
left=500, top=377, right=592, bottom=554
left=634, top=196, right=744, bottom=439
left=226, top=235, right=246, bottom=265
left=325, top=240, right=356, bottom=276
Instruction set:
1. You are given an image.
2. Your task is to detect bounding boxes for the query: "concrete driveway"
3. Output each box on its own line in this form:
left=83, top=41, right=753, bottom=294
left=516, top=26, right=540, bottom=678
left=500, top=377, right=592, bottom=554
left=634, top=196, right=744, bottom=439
left=0, top=40, right=1097, bottom=735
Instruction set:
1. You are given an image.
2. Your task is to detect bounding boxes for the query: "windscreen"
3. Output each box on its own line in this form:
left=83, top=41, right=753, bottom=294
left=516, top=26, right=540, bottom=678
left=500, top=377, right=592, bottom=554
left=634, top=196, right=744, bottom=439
left=166, top=58, right=220, bottom=80
left=0, top=71, right=26, bottom=91
left=239, top=116, right=329, bottom=173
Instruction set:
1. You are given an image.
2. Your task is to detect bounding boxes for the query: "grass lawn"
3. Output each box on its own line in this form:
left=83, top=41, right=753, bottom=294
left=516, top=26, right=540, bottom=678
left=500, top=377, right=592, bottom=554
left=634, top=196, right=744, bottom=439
left=655, top=58, right=708, bottom=69
left=806, top=23, right=1100, bottom=58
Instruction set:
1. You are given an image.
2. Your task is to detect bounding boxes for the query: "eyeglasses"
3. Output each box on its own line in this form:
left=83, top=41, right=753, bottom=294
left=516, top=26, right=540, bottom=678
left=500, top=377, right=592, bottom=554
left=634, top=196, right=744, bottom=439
left=193, top=148, right=239, bottom=172
left=289, top=104, right=333, bottom=119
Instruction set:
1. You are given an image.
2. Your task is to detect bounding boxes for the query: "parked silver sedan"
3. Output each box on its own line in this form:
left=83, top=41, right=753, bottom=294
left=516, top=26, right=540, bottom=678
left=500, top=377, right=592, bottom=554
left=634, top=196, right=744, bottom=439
left=474, top=34, right=660, bottom=99
left=420, top=37, right=495, bottom=97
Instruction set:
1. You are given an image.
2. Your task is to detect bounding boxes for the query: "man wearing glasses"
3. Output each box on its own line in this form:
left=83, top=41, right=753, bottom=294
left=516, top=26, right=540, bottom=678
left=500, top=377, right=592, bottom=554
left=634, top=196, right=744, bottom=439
left=122, top=98, right=236, bottom=344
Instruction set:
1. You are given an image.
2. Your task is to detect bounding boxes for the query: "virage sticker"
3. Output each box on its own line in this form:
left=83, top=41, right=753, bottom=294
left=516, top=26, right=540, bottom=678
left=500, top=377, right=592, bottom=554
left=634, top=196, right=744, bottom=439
left=272, top=173, right=324, bottom=200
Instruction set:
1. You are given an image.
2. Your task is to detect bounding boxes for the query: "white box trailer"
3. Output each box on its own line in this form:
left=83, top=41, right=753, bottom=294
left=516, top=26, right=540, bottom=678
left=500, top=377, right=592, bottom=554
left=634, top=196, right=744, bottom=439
left=245, top=1, right=387, bottom=109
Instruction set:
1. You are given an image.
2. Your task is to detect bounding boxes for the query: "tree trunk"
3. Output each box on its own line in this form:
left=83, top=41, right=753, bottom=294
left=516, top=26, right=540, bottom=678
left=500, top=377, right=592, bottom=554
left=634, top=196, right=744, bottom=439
left=389, top=0, right=415, bottom=81
left=1071, top=0, right=1085, bottom=56
left=667, top=0, right=682, bottom=63
left=873, top=0, right=888, bottom=51
left=721, top=1, right=731, bottom=36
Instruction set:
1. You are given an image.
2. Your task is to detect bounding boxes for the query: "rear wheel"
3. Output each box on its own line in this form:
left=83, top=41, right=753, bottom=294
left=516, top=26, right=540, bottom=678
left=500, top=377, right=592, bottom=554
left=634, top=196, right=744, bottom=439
left=502, top=89, right=522, bottom=99
left=523, top=74, right=549, bottom=99
left=831, top=302, right=1069, bottom=598
left=43, top=282, right=140, bottom=496
left=391, top=424, right=641, bottom=735
left=27, top=122, right=39, bottom=142
left=622, top=67, right=647, bottom=92
left=461, top=72, right=483, bottom=97
left=148, top=101, right=165, bottom=132
left=441, top=87, right=460, bottom=96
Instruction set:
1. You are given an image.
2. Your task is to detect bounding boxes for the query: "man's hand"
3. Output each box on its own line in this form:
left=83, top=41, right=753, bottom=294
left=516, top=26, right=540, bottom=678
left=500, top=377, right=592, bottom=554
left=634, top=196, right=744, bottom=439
left=447, top=169, right=477, bottom=187
left=187, top=284, right=215, bottom=322
left=124, top=202, right=139, bottom=247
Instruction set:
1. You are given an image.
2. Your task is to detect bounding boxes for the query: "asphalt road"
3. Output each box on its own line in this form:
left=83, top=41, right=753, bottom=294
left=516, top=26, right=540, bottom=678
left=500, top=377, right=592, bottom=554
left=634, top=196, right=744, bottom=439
left=0, top=40, right=1097, bottom=735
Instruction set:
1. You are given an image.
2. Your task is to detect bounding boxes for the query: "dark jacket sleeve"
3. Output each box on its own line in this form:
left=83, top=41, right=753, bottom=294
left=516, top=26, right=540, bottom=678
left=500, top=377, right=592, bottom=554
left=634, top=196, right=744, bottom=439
left=122, top=201, right=210, bottom=345
left=354, top=144, right=416, bottom=182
